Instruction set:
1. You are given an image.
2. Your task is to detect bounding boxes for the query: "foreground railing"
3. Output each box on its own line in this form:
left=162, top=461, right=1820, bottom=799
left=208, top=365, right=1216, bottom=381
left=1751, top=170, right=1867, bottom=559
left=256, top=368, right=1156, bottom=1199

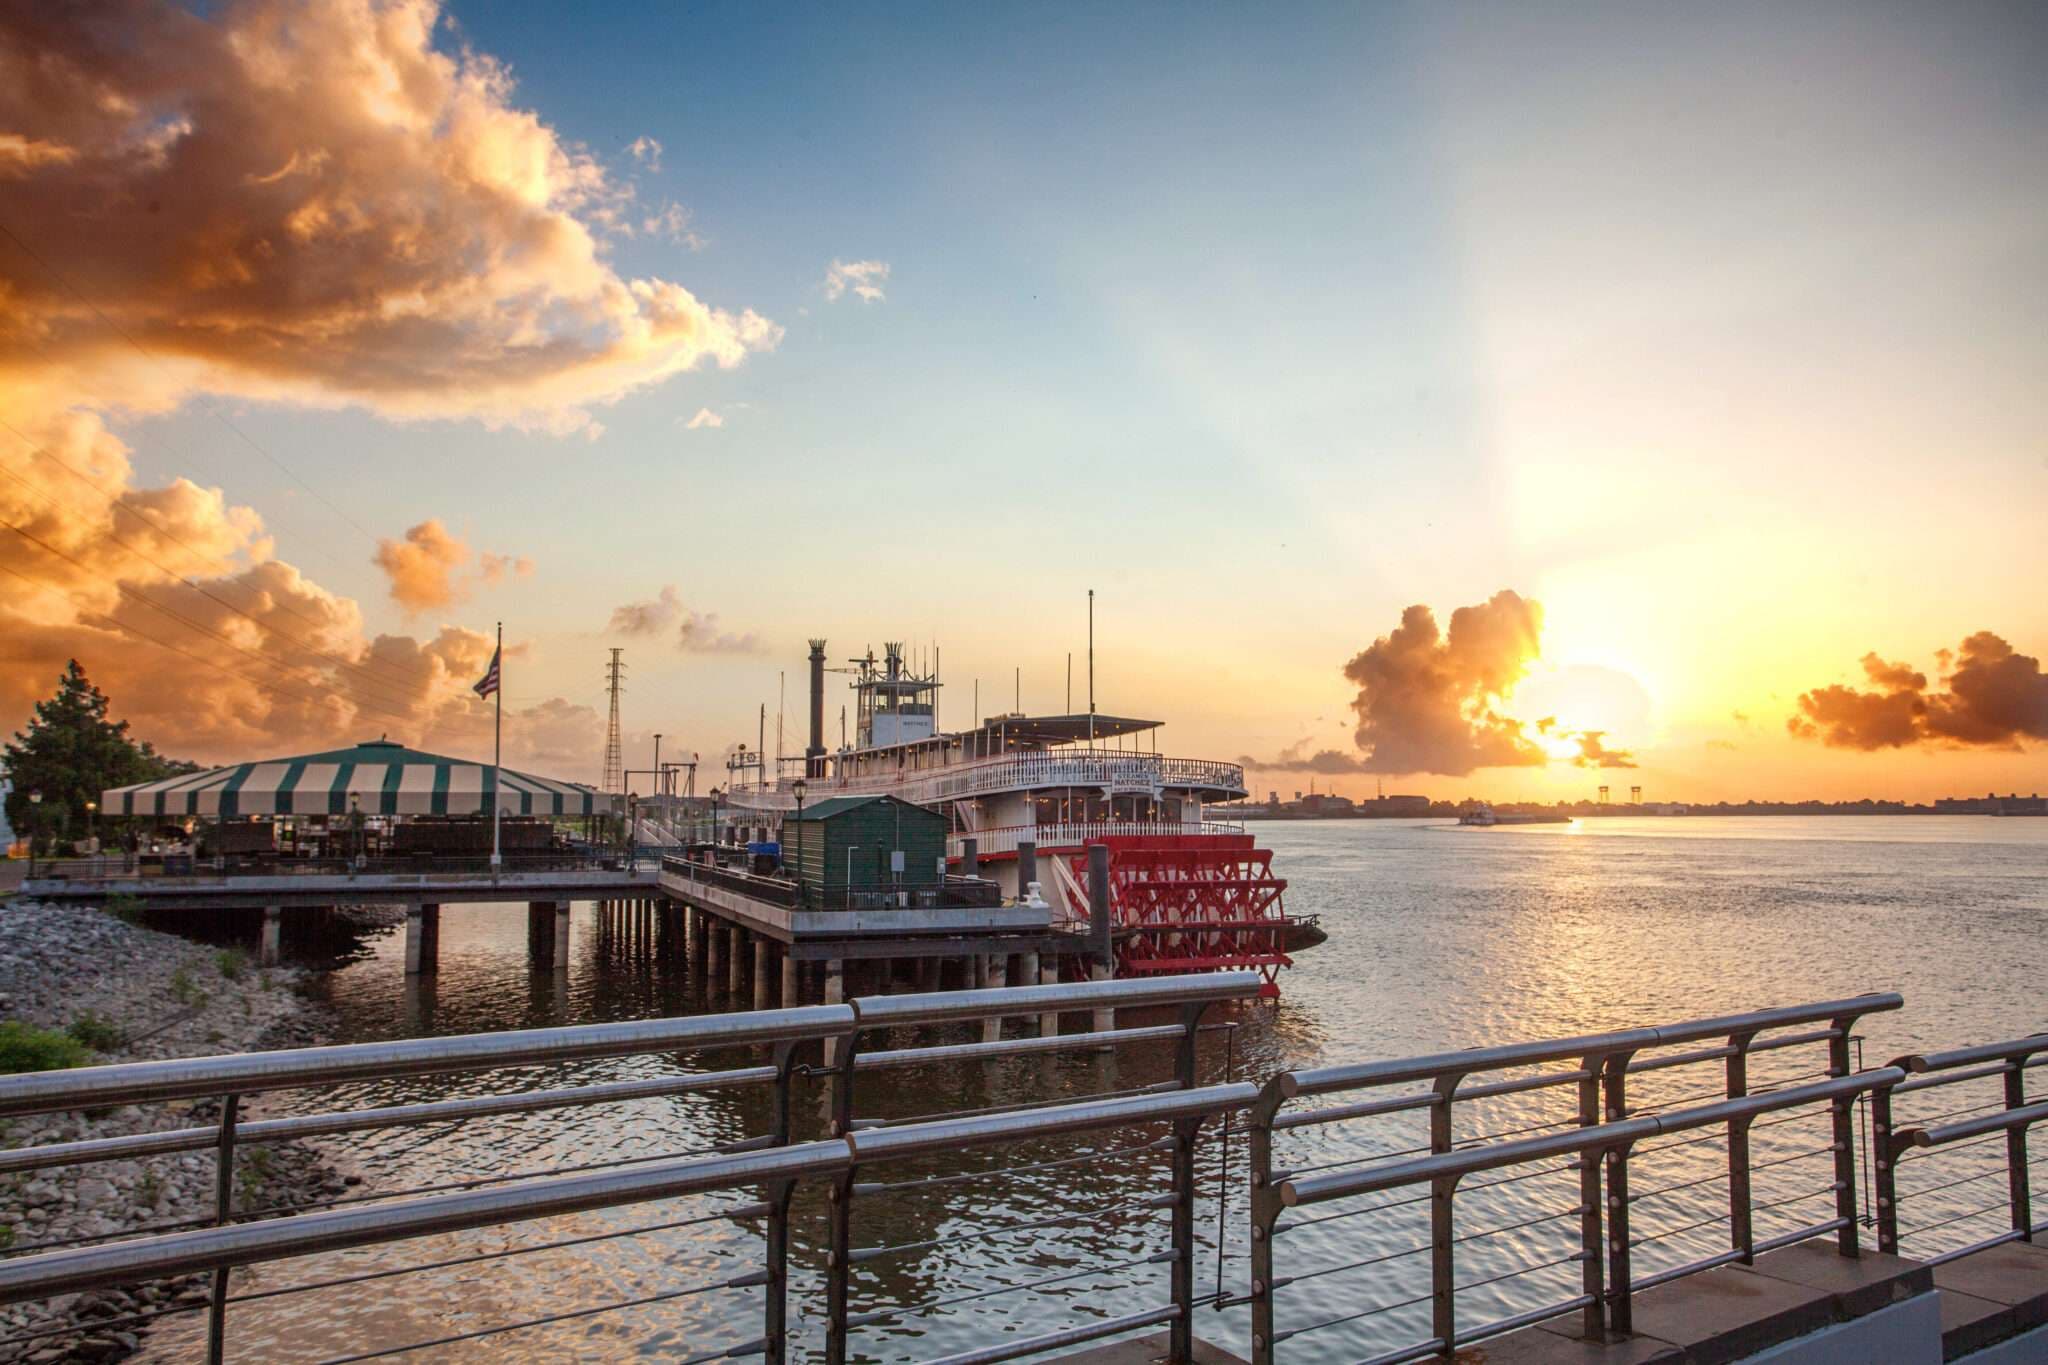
left=1875, top=1034, right=2047, bottom=1264
left=3, top=984, right=2039, bottom=1364
left=0, top=973, right=1262, bottom=1364
left=1246, top=993, right=1903, bottom=1362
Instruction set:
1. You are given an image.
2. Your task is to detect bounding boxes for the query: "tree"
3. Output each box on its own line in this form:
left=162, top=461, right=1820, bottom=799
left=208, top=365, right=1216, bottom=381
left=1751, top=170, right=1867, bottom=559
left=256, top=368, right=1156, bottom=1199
left=2, top=660, right=197, bottom=851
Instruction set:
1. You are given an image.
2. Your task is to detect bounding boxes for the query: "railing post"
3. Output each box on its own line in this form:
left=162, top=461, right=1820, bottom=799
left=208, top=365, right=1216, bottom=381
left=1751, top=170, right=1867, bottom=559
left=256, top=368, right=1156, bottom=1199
left=1430, top=1072, right=1461, bottom=1353
left=761, top=1040, right=799, bottom=1365
left=1575, top=1055, right=1608, bottom=1342
left=1727, top=1030, right=1757, bottom=1264
left=1430, top=1173, right=1458, bottom=1353
left=1248, top=1083, right=1284, bottom=1365
left=1602, top=1054, right=1636, bottom=1338
left=1168, top=1002, right=1206, bottom=1360
left=1873, top=1074, right=1902, bottom=1254
left=208, top=1092, right=240, bottom=1365
left=1827, top=1017, right=1862, bottom=1256
left=2004, top=1054, right=2033, bottom=1241
left=825, top=1021, right=861, bottom=1365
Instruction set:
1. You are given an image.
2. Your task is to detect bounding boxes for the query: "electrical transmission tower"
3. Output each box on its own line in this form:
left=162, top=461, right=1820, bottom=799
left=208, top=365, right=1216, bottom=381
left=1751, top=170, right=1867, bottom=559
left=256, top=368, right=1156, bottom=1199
left=602, top=648, right=626, bottom=793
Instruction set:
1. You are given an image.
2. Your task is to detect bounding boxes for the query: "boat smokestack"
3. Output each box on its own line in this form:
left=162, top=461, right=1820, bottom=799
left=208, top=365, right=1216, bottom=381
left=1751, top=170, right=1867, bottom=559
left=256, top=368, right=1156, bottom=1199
left=806, top=638, right=827, bottom=776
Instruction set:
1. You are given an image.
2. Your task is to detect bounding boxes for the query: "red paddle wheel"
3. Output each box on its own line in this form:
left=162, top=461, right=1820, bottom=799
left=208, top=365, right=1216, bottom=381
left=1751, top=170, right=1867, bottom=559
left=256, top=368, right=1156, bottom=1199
left=1068, top=834, right=1292, bottom=997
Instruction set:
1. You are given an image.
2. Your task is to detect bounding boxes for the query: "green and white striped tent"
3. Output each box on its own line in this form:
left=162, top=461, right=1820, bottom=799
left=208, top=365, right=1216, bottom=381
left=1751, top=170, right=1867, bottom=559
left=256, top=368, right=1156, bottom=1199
left=102, top=740, right=618, bottom=820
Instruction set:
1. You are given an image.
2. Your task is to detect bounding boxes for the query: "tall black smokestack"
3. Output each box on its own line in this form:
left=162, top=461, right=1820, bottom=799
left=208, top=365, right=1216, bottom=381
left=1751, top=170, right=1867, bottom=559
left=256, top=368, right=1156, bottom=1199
left=806, top=638, right=827, bottom=775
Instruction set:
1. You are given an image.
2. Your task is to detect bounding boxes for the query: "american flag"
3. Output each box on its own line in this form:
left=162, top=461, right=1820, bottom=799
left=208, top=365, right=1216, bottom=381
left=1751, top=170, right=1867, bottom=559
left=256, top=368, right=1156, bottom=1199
left=473, top=645, right=501, bottom=699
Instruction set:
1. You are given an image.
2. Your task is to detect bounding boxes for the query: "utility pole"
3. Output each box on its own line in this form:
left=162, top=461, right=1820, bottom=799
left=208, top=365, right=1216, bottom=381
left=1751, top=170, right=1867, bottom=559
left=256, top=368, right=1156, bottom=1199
left=602, top=648, right=626, bottom=794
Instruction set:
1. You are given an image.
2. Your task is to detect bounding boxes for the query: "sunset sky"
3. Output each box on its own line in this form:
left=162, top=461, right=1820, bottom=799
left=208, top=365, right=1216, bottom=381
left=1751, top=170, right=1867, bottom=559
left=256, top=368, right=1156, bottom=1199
left=2, top=0, right=2043, bottom=803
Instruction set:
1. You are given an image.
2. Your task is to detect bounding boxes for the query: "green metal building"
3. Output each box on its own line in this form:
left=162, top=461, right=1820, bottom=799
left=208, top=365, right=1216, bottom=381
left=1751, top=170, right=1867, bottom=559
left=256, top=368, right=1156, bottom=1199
left=783, top=795, right=947, bottom=908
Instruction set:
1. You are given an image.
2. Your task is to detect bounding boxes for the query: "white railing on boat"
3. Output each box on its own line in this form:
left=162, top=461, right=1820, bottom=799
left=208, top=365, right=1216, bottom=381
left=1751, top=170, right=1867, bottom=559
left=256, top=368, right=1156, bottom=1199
left=722, top=750, right=1246, bottom=810
left=946, top=819, right=1242, bottom=858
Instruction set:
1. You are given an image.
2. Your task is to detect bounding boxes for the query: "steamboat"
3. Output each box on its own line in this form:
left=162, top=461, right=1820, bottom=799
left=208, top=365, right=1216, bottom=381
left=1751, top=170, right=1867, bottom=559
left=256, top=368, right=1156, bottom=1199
left=717, top=639, right=1307, bottom=995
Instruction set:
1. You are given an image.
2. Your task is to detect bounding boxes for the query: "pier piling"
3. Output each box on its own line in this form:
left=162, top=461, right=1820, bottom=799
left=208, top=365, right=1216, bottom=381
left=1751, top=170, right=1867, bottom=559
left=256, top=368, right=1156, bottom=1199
left=260, top=906, right=282, bottom=967
left=983, top=956, right=1007, bottom=1042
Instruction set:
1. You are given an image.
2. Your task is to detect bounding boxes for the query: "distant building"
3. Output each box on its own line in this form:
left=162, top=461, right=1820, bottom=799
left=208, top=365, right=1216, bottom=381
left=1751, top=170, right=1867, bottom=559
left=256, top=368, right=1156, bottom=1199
left=1934, top=792, right=2046, bottom=815
left=1364, top=794, right=1430, bottom=816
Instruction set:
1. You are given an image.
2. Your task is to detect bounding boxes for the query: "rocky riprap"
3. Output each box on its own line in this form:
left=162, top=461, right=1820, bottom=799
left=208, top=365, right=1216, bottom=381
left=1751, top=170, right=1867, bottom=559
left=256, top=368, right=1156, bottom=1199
left=0, top=900, right=345, bottom=1364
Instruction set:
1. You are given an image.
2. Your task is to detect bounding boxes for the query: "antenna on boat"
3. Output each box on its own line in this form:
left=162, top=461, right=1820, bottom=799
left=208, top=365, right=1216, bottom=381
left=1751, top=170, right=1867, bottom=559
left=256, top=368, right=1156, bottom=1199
left=1067, top=653, right=1072, bottom=713
left=1014, top=666, right=1020, bottom=714
left=1087, top=588, right=1096, bottom=743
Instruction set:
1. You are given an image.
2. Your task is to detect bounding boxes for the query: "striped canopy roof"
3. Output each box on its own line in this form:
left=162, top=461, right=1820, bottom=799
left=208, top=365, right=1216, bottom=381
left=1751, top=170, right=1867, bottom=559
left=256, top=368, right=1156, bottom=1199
left=103, top=740, right=619, bottom=820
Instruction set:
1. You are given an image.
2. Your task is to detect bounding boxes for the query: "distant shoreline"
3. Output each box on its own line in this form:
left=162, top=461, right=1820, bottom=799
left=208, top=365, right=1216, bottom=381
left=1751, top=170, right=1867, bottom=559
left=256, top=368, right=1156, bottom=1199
left=1221, top=808, right=2046, bottom=821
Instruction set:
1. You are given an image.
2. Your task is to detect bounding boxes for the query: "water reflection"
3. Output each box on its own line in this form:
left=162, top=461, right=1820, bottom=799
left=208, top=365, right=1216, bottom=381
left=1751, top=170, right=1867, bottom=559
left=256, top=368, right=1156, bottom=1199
left=136, top=817, right=2045, bottom=1362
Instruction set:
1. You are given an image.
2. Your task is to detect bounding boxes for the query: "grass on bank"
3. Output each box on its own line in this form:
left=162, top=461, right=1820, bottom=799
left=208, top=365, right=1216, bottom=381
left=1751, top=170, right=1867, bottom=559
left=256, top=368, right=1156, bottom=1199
left=0, top=1021, right=92, bottom=1074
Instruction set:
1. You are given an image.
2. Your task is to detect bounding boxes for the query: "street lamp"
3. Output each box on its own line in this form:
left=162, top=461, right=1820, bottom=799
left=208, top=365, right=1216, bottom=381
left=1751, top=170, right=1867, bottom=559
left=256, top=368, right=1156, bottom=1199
left=26, top=789, right=41, bottom=876
left=85, top=800, right=97, bottom=865
left=790, top=777, right=808, bottom=905
left=709, top=786, right=723, bottom=850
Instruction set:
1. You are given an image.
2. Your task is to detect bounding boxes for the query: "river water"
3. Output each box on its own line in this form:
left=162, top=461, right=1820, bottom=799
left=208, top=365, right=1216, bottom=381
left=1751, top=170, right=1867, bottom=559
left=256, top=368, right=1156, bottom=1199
left=142, top=816, right=2046, bottom=1362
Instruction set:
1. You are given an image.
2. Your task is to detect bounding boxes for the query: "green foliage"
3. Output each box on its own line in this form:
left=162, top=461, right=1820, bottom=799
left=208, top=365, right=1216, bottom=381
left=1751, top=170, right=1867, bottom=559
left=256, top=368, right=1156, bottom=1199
left=1, top=660, right=198, bottom=851
left=0, top=1021, right=92, bottom=1074
left=215, top=947, right=248, bottom=981
left=66, top=1011, right=125, bottom=1052
left=169, top=966, right=206, bottom=1008
left=237, top=1145, right=273, bottom=1203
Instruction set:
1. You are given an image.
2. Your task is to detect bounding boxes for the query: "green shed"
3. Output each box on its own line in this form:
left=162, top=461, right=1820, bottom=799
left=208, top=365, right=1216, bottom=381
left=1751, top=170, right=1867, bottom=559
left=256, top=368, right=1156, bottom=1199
left=784, top=795, right=948, bottom=908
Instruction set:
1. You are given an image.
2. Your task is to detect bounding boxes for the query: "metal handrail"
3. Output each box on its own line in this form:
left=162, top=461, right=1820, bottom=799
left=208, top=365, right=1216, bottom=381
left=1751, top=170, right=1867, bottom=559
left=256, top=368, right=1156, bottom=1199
left=1248, top=993, right=1901, bottom=1362
left=818, top=968, right=1262, bottom=1364
left=0, top=1007, right=853, bottom=1116
left=0, top=972, right=1261, bottom=1365
left=1873, top=1034, right=2045, bottom=1262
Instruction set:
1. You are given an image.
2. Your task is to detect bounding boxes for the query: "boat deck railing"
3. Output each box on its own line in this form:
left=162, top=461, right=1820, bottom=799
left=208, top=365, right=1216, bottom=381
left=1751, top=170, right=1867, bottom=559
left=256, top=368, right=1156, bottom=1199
left=0, top=983, right=2037, bottom=1364
left=724, top=750, right=1248, bottom=810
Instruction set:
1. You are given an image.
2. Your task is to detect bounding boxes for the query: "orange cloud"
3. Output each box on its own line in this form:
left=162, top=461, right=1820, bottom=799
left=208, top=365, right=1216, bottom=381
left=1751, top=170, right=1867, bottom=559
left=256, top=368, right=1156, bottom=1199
left=606, top=584, right=762, bottom=654
left=1339, top=590, right=1548, bottom=775
left=372, top=519, right=468, bottom=613
left=1790, top=632, right=2048, bottom=751
left=0, top=0, right=779, bottom=436
left=1241, top=590, right=1640, bottom=779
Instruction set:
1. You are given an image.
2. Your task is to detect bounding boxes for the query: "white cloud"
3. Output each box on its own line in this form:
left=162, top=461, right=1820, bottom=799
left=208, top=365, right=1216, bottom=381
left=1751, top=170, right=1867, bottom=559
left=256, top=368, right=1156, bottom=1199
left=641, top=202, right=705, bottom=249
left=683, top=408, right=724, bottom=430
left=628, top=135, right=663, bottom=170
left=824, top=258, right=891, bottom=303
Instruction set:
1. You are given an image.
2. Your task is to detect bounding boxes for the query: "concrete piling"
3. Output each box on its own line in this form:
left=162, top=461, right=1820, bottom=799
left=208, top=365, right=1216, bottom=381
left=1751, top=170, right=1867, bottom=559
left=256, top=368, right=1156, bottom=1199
left=823, top=959, right=846, bottom=1063
left=260, top=905, right=282, bottom=967
left=552, top=901, right=570, bottom=970
left=404, top=904, right=441, bottom=976
left=1039, top=954, right=1060, bottom=1035
left=982, top=954, right=1007, bottom=1043
left=753, top=937, right=772, bottom=1010
left=727, top=926, right=745, bottom=995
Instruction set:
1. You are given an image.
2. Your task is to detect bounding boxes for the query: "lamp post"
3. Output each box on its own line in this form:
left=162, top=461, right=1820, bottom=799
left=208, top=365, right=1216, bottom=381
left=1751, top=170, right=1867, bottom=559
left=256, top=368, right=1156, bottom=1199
left=790, top=778, right=808, bottom=905
left=349, top=792, right=363, bottom=871
left=628, top=793, right=640, bottom=864
left=85, top=800, right=97, bottom=867
left=26, top=789, right=41, bottom=876
left=709, top=786, right=723, bottom=850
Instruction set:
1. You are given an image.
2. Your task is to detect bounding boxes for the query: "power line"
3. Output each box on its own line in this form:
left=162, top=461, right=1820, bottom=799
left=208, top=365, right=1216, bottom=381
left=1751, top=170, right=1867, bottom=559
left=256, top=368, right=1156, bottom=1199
left=0, top=559, right=370, bottom=722
left=0, top=437, right=442, bottom=716
left=0, top=214, right=383, bottom=548
left=1, top=516, right=428, bottom=728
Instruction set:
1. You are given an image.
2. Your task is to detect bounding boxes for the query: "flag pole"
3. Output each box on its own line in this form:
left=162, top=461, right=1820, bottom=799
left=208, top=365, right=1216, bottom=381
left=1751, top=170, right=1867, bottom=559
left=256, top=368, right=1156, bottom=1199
left=491, top=621, right=503, bottom=875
